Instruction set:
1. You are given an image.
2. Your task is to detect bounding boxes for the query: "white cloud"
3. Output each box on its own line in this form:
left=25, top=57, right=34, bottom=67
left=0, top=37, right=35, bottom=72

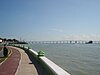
left=49, top=28, right=64, bottom=33
left=63, top=35, right=100, bottom=41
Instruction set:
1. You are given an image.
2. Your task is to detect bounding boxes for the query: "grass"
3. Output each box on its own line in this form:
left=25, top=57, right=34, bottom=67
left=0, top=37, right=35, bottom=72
left=0, top=47, right=2, bottom=51
left=0, top=57, right=6, bottom=63
left=0, top=47, right=12, bottom=63
left=0, top=47, right=5, bottom=63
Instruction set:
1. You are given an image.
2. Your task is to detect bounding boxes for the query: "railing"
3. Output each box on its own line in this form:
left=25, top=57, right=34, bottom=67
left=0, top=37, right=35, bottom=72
left=28, top=40, right=100, bottom=44
left=12, top=45, right=70, bottom=75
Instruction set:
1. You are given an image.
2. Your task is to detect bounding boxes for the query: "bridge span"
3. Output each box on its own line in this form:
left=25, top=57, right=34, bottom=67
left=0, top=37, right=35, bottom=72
left=28, top=40, right=100, bottom=44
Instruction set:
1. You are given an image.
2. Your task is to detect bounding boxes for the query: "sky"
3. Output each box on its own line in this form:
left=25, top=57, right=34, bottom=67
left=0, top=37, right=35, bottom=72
left=0, top=0, right=100, bottom=41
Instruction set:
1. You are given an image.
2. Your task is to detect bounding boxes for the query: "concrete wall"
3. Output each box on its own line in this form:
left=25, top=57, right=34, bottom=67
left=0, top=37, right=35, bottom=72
left=14, top=45, right=70, bottom=75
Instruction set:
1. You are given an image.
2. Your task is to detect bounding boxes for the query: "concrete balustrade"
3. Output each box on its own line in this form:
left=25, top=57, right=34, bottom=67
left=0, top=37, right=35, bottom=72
left=11, top=45, right=70, bottom=75
left=39, top=56, right=70, bottom=75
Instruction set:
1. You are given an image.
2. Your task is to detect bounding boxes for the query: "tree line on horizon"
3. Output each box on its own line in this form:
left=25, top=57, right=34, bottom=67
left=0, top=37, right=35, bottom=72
left=0, top=38, right=27, bottom=44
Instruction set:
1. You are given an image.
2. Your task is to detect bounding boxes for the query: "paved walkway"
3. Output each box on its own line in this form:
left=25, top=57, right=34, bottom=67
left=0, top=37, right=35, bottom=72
left=0, top=46, right=38, bottom=75
left=15, top=47, right=38, bottom=75
left=0, top=46, right=48, bottom=75
left=0, top=46, right=21, bottom=75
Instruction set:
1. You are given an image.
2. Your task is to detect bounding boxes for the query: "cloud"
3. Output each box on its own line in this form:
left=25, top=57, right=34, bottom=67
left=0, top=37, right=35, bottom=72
left=49, top=28, right=64, bottom=33
left=63, top=35, right=100, bottom=41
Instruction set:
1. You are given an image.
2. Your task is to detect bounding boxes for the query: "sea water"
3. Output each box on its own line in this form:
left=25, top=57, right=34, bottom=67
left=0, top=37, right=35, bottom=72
left=28, top=43, right=100, bottom=75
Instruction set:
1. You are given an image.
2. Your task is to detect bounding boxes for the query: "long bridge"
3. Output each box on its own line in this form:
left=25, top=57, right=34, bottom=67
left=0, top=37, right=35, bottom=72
left=28, top=40, right=100, bottom=44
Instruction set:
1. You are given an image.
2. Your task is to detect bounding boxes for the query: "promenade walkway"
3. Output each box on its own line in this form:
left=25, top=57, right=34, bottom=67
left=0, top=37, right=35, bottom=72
left=0, top=46, right=48, bottom=75
left=0, top=46, right=21, bottom=75
left=15, top=46, right=38, bottom=75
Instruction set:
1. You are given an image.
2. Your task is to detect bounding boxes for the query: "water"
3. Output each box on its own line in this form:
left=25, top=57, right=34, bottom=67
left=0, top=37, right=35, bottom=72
left=28, top=43, right=100, bottom=75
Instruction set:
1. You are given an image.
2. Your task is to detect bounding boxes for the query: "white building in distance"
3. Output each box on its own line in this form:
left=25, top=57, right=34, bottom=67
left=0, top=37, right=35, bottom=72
left=0, top=39, right=2, bottom=43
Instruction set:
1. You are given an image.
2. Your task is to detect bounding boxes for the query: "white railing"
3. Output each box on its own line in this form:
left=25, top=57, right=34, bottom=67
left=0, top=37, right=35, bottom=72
left=13, top=45, right=70, bottom=75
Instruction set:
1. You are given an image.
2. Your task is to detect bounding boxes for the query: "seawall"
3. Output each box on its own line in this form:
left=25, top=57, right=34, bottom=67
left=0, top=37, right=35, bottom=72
left=12, top=45, right=70, bottom=75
